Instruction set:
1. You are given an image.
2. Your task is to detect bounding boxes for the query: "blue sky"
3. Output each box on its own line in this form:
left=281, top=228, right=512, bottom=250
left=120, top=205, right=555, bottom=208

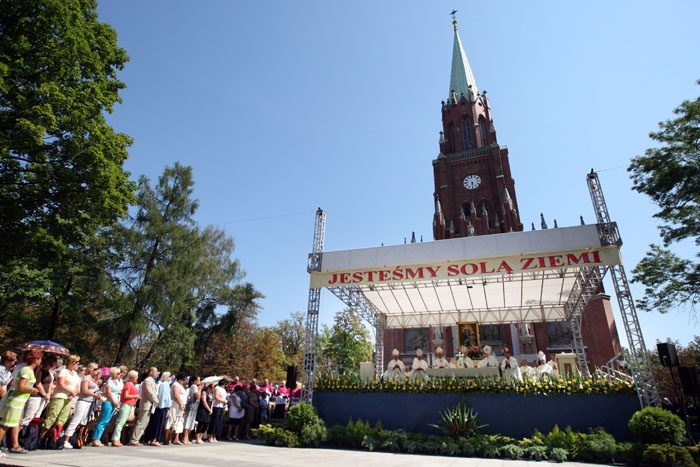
left=96, top=1, right=700, bottom=350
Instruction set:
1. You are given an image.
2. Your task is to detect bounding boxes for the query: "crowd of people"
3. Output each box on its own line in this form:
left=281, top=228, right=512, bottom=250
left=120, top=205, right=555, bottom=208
left=0, top=349, right=297, bottom=459
left=384, top=345, right=559, bottom=383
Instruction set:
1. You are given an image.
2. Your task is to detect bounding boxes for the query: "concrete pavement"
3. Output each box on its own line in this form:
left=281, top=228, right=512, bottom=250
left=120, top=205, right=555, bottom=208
left=0, top=440, right=613, bottom=467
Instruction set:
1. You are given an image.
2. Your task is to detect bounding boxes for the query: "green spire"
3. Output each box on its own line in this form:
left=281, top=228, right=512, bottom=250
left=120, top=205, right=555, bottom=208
left=449, top=19, right=478, bottom=100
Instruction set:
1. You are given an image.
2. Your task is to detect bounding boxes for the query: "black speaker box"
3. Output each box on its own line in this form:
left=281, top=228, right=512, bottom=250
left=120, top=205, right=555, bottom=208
left=286, top=365, right=297, bottom=390
left=657, top=342, right=679, bottom=367
left=678, top=366, right=700, bottom=397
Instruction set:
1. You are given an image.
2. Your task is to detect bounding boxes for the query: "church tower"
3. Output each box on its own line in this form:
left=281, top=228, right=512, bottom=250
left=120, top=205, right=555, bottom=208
left=432, top=18, right=523, bottom=239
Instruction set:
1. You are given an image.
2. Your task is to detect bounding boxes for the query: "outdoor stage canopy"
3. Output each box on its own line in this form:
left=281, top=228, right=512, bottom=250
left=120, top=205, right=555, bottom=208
left=310, top=223, right=621, bottom=329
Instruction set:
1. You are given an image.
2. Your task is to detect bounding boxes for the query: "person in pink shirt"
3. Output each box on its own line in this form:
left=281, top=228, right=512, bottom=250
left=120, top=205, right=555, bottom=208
left=258, top=378, right=273, bottom=397
left=276, top=381, right=289, bottom=397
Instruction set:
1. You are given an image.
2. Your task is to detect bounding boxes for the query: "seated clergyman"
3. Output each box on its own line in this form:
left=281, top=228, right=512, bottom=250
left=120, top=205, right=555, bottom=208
left=383, top=348, right=405, bottom=381
left=410, top=349, right=429, bottom=383
left=455, top=346, right=474, bottom=368
left=477, top=345, right=499, bottom=368
left=431, top=347, right=449, bottom=369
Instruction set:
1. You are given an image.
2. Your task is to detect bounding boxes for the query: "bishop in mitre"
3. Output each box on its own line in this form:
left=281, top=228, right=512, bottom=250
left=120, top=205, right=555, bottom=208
left=383, top=348, right=405, bottom=381
left=431, top=347, right=450, bottom=369
left=409, top=349, right=429, bottom=383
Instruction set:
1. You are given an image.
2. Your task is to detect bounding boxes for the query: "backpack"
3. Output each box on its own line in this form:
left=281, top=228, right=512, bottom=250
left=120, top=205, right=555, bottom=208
left=69, top=425, right=89, bottom=449
left=19, top=420, right=41, bottom=451
left=40, top=423, right=64, bottom=450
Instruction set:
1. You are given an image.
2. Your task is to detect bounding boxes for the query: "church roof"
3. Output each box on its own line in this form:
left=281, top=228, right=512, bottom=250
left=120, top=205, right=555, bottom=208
left=449, top=20, right=479, bottom=100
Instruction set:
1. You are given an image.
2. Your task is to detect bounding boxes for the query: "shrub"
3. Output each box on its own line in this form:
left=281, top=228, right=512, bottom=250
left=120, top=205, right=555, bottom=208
left=274, top=428, right=300, bottom=447
left=615, top=441, right=646, bottom=466
left=629, top=406, right=686, bottom=445
left=458, top=435, right=485, bottom=456
left=550, top=447, right=568, bottom=463
left=251, top=424, right=277, bottom=445
left=430, top=398, right=486, bottom=439
left=285, top=402, right=327, bottom=447
left=526, top=444, right=549, bottom=461
left=327, top=424, right=346, bottom=447
left=689, top=444, right=700, bottom=466
left=576, top=427, right=617, bottom=464
left=643, top=443, right=698, bottom=467
left=500, top=443, right=525, bottom=460
left=343, top=418, right=372, bottom=449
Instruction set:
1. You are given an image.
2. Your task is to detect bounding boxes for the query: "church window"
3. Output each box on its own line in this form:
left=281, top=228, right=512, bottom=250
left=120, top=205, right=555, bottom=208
left=461, top=119, right=474, bottom=150
left=449, top=125, right=457, bottom=153
left=478, top=117, right=488, bottom=146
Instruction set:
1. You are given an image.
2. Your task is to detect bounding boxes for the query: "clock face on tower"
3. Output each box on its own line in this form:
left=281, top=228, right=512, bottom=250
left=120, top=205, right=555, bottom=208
left=463, top=174, right=482, bottom=190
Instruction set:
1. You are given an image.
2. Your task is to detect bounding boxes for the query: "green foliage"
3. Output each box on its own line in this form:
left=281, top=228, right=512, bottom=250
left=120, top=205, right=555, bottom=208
left=576, top=427, right=618, bottom=464
left=284, top=402, right=327, bottom=447
left=0, top=0, right=135, bottom=345
left=615, top=441, right=647, bottom=466
left=273, top=428, right=300, bottom=447
left=457, top=435, right=485, bottom=456
left=318, top=308, right=373, bottom=375
left=526, top=444, right=549, bottom=461
left=628, top=79, right=700, bottom=314
left=629, top=406, right=687, bottom=445
left=550, top=447, right=568, bottom=463
left=541, top=425, right=584, bottom=456
left=251, top=424, right=277, bottom=445
left=430, top=398, right=486, bottom=438
left=689, top=444, right=700, bottom=466
left=500, top=443, right=525, bottom=460
left=101, top=163, right=258, bottom=369
left=643, top=444, right=698, bottom=467
left=273, top=311, right=307, bottom=370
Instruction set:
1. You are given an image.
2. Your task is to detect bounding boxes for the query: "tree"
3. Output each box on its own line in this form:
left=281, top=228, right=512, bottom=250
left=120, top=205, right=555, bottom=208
left=628, top=79, right=700, bottom=315
left=274, top=311, right=307, bottom=370
left=0, top=0, right=135, bottom=345
left=318, top=308, right=373, bottom=375
left=102, top=163, right=251, bottom=369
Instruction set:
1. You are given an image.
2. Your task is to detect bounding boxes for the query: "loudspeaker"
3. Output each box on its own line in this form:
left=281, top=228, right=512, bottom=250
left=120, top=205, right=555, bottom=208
left=657, top=342, right=679, bottom=367
left=678, top=366, right=700, bottom=397
left=286, top=365, right=297, bottom=390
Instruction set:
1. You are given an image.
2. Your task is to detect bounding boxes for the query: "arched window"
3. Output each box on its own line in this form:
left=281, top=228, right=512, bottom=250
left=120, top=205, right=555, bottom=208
left=461, top=119, right=474, bottom=150
left=450, top=125, right=458, bottom=153
left=478, top=117, right=488, bottom=147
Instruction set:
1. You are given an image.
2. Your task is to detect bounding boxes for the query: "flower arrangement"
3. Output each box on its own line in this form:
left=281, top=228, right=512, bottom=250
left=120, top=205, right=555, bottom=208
left=313, top=373, right=636, bottom=396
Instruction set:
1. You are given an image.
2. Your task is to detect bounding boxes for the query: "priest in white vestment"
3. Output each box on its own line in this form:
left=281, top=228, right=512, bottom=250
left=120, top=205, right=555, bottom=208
left=409, top=349, right=429, bottom=383
left=536, top=351, right=553, bottom=378
left=383, top=348, right=405, bottom=381
left=431, top=347, right=450, bottom=369
left=477, top=345, right=499, bottom=368
left=499, top=347, right=522, bottom=383
left=455, top=347, right=474, bottom=368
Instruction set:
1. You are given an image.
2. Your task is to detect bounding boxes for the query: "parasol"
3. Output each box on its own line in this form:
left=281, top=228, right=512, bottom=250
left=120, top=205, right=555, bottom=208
left=201, top=376, right=222, bottom=385
left=19, top=340, right=70, bottom=356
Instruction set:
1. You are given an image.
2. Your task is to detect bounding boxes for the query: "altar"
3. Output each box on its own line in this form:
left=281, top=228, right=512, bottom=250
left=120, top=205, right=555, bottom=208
left=425, top=367, right=499, bottom=378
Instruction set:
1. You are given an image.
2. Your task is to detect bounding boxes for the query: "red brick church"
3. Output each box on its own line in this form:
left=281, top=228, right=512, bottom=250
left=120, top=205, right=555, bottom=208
left=383, top=18, right=622, bottom=371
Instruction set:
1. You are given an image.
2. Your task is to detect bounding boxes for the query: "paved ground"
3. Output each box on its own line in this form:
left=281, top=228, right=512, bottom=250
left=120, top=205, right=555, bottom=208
left=0, top=440, right=613, bottom=467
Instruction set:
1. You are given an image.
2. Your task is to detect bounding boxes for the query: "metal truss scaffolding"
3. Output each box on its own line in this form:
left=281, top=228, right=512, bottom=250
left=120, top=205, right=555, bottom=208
left=586, top=171, right=659, bottom=407
left=301, top=209, right=325, bottom=403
